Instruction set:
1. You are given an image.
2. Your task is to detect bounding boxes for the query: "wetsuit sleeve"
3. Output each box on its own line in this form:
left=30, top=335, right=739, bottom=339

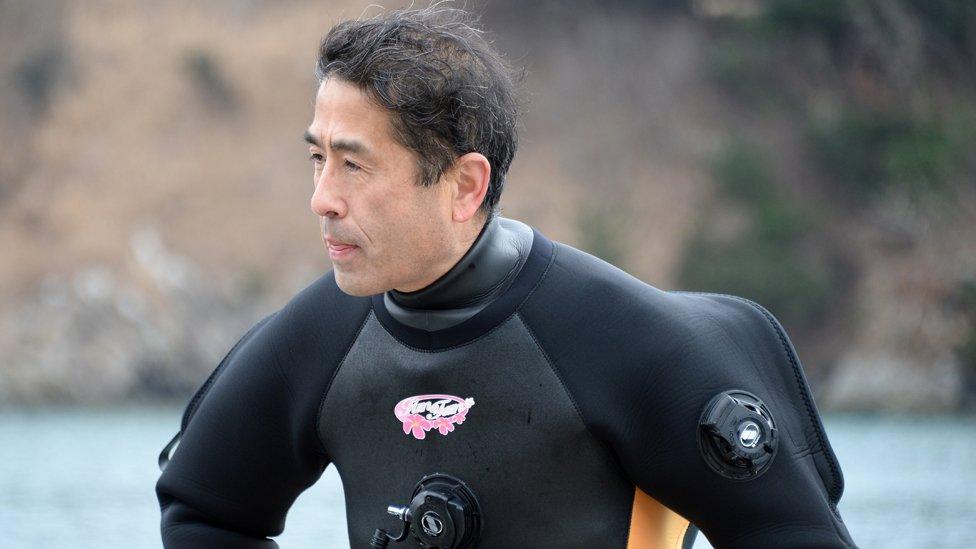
left=155, top=272, right=372, bottom=548
left=519, top=245, right=856, bottom=548
left=155, top=313, right=328, bottom=548
left=615, top=294, right=855, bottom=548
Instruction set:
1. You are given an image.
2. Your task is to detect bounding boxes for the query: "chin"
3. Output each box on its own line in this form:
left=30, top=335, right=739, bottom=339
left=333, top=269, right=384, bottom=297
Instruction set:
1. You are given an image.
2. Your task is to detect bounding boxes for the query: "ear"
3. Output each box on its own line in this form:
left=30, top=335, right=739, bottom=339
left=450, top=152, right=491, bottom=223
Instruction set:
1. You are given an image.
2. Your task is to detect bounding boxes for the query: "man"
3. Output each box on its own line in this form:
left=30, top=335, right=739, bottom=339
left=156, top=5, right=856, bottom=548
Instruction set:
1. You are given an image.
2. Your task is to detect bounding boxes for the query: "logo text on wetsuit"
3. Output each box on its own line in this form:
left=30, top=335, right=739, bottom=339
left=394, top=394, right=475, bottom=440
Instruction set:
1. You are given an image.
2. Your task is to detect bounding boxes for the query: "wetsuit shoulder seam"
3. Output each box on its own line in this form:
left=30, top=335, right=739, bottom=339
left=515, top=312, right=584, bottom=425
left=516, top=309, right=633, bottom=485
left=314, top=308, right=374, bottom=458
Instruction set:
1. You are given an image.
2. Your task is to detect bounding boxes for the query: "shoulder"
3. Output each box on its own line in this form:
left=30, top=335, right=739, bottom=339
left=517, top=238, right=802, bottom=453
left=178, top=270, right=373, bottom=442
left=272, top=270, right=372, bottom=328
left=521, top=241, right=775, bottom=363
left=261, top=270, right=373, bottom=373
left=518, top=238, right=851, bottom=543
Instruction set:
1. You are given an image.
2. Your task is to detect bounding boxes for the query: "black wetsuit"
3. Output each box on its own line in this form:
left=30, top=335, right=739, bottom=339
left=156, top=217, right=856, bottom=548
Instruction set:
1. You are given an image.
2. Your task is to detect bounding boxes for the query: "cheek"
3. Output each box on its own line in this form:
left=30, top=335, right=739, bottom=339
left=378, top=190, right=444, bottom=258
left=354, top=185, right=414, bottom=254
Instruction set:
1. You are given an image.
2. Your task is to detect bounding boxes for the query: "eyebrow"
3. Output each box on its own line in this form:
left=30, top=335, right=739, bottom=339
left=302, top=130, right=322, bottom=148
left=303, top=130, right=372, bottom=159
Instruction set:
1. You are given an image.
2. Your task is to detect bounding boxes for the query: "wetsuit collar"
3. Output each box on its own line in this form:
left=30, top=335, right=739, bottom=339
left=374, top=217, right=545, bottom=345
left=388, top=216, right=528, bottom=311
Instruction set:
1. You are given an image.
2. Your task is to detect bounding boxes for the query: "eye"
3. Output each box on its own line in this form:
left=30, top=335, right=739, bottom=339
left=309, top=152, right=324, bottom=164
left=344, top=160, right=361, bottom=172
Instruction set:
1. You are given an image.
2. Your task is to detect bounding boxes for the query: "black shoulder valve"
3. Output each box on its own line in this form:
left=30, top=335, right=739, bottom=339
left=698, top=390, right=778, bottom=480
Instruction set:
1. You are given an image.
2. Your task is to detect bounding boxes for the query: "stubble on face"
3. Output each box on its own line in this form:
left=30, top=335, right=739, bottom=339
left=309, top=78, right=461, bottom=297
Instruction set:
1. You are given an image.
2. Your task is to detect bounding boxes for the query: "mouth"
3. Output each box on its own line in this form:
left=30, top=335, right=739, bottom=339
left=325, top=236, right=360, bottom=260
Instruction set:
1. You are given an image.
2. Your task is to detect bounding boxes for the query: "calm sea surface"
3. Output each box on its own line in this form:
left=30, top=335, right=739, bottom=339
left=0, top=406, right=973, bottom=548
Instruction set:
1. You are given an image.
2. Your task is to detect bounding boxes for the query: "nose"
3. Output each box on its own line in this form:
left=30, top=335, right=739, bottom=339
left=310, top=170, right=347, bottom=218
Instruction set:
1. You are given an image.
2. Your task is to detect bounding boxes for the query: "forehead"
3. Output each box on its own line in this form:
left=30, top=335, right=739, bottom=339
left=309, top=78, right=395, bottom=145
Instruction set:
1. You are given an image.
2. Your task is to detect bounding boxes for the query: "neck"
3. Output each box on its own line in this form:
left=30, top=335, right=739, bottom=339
left=383, top=216, right=534, bottom=330
left=392, top=214, right=486, bottom=296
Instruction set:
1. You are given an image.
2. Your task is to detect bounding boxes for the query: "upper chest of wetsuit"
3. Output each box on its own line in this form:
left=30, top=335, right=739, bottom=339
left=318, top=222, right=638, bottom=547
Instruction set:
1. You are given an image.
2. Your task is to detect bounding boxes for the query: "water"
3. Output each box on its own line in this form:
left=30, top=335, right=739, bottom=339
left=0, top=406, right=973, bottom=548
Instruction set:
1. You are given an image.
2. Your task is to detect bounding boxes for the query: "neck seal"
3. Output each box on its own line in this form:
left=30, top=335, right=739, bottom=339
left=383, top=217, right=534, bottom=331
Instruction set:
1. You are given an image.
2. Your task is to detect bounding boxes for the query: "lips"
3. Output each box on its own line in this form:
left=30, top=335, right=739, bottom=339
left=325, top=236, right=359, bottom=260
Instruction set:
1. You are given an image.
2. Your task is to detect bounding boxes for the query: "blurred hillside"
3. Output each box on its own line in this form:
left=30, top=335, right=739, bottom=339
left=1, top=0, right=974, bottom=410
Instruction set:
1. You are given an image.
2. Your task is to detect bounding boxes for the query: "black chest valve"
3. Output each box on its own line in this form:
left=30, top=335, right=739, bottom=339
left=370, top=473, right=482, bottom=549
left=698, top=390, right=778, bottom=481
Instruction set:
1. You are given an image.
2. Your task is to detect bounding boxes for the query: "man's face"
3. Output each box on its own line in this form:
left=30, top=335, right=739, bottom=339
left=306, top=78, right=456, bottom=296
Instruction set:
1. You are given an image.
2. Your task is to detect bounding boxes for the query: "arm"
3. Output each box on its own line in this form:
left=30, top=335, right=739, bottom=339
left=518, top=247, right=856, bottom=548
left=159, top=501, right=286, bottom=548
left=617, top=293, right=856, bottom=548
left=155, top=314, right=329, bottom=548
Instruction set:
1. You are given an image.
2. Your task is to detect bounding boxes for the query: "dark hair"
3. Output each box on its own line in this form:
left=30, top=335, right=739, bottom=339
left=315, top=4, right=520, bottom=217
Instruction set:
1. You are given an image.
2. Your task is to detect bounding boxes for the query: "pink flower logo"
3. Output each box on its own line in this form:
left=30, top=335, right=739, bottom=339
left=402, top=414, right=432, bottom=440
left=394, top=394, right=475, bottom=440
left=431, top=417, right=455, bottom=435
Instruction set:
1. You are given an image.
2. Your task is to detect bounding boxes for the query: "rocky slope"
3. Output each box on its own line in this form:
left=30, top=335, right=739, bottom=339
left=1, top=0, right=974, bottom=409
